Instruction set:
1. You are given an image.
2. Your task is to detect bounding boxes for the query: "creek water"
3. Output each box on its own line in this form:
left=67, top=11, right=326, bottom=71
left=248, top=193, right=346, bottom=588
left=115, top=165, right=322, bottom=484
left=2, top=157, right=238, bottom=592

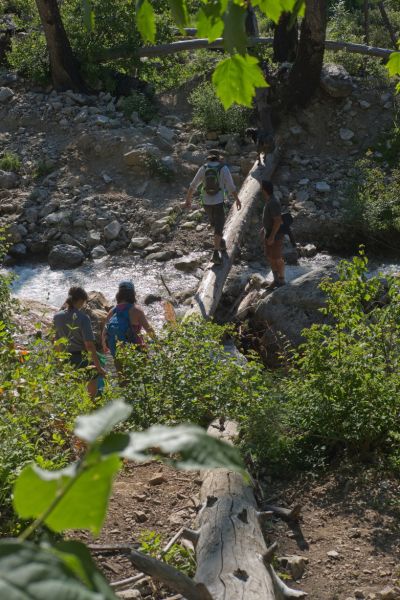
left=8, top=252, right=400, bottom=328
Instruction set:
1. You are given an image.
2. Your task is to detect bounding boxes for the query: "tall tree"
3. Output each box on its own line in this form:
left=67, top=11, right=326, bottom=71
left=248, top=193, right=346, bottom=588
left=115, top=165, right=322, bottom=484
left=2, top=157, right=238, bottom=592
left=288, top=0, right=327, bottom=106
left=35, top=0, right=87, bottom=91
left=273, top=12, right=298, bottom=63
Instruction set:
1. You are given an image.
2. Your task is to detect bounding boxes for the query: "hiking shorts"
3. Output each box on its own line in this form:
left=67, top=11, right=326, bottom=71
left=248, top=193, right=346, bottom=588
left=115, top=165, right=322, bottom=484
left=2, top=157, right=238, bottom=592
left=204, top=203, right=225, bottom=236
left=264, top=235, right=284, bottom=261
left=68, top=351, right=96, bottom=381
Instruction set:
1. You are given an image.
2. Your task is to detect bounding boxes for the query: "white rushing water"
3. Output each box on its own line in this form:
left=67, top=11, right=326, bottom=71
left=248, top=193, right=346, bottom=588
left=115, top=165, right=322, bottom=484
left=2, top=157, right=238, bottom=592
left=8, top=252, right=400, bottom=328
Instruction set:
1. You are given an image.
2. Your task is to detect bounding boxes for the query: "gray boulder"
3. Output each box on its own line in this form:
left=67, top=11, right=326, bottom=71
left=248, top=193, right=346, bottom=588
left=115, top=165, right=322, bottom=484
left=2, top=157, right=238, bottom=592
left=174, top=257, right=201, bottom=272
left=91, top=245, right=108, bottom=259
left=253, top=266, right=337, bottom=347
left=0, top=170, right=19, bottom=189
left=129, top=236, right=152, bottom=249
left=48, top=244, right=85, bottom=269
left=0, top=87, right=14, bottom=103
left=104, top=220, right=121, bottom=241
left=320, top=64, right=353, bottom=98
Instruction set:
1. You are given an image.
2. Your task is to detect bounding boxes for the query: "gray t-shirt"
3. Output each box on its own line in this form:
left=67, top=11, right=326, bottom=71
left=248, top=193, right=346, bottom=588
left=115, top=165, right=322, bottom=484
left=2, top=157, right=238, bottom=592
left=53, top=308, right=94, bottom=353
left=189, top=162, right=237, bottom=206
left=262, top=194, right=282, bottom=236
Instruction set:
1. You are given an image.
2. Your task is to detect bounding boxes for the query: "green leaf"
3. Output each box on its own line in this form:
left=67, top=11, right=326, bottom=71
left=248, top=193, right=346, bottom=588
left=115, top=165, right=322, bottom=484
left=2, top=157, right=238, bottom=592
left=196, top=7, right=224, bottom=42
left=223, top=1, right=247, bottom=54
left=74, top=400, right=132, bottom=443
left=387, top=51, right=400, bottom=77
left=169, top=0, right=189, bottom=28
left=13, top=456, right=121, bottom=534
left=81, top=0, right=95, bottom=31
left=54, top=541, right=117, bottom=598
left=121, top=424, right=247, bottom=475
left=136, top=0, right=156, bottom=43
left=0, top=540, right=111, bottom=599
left=253, top=0, right=304, bottom=23
left=212, top=53, right=268, bottom=109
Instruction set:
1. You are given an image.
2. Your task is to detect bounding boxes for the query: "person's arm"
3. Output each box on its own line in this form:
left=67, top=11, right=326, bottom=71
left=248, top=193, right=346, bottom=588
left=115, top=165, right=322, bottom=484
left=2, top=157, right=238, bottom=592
left=101, top=310, right=113, bottom=353
left=84, top=340, right=106, bottom=376
left=81, top=315, right=106, bottom=376
left=222, top=167, right=241, bottom=210
left=133, top=307, right=155, bottom=338
left=185, top=167, right=204, bottom=209
left=266, top=215, right=283, bottom=245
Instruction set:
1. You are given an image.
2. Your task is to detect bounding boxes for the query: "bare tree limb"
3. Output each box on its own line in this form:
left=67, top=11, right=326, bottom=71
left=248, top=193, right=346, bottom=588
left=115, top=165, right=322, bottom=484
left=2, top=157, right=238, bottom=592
left=263, top=504, right=302, bottom=523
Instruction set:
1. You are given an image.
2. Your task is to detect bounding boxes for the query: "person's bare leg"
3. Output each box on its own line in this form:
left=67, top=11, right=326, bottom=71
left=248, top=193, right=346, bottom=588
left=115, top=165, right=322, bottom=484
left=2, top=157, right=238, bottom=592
left=214, top=233, right=222, bottom=250
left=87, top=378, right=97, bottom=399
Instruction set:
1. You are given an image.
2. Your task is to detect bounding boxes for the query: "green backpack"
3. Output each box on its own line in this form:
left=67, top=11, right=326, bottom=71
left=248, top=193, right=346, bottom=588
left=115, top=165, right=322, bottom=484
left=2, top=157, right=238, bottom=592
left=203, top=163, right=223, bottom=195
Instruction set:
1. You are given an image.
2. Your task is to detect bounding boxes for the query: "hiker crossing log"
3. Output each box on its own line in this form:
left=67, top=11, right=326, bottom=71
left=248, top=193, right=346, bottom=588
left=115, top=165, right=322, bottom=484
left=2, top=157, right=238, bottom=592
left=185, top=146, right=281, bottom=320
left=194, top=422, right=306, bottom=599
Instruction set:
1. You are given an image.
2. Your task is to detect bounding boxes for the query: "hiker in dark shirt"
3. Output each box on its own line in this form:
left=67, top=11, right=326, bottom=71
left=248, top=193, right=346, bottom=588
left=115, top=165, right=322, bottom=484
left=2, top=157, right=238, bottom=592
left=53, top=286, right=106, bottom=398
left=185, top=149, right=241, bottom=265
left=260, top=180, right=286, bottom=288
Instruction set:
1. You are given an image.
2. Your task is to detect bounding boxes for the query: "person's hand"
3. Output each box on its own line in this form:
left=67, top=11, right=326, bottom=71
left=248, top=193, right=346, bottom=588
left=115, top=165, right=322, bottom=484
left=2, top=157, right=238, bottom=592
left=236, top=199, right=241, bottom=211
left=266, top=236, right=274, bottom=246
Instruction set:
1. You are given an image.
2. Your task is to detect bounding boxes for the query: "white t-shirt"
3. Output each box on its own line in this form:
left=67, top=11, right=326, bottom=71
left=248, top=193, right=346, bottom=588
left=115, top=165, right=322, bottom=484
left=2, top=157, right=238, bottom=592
left=189, top=162, right=237, bottom=206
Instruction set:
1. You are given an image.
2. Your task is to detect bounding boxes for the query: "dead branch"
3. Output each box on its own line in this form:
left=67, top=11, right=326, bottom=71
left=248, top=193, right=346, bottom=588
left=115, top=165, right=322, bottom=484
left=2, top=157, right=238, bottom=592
left=263, top=504, right=302, bottom=523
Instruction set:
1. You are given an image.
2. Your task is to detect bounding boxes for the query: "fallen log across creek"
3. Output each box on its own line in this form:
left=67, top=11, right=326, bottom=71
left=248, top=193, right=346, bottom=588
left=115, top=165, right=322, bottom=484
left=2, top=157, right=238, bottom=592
left=184, top=145, right=282, bottom=320
left=193, top=421, right=307, bottom=599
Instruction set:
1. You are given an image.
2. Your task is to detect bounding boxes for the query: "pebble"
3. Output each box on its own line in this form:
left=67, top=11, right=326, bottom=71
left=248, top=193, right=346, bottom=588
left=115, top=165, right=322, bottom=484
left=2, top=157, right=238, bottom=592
left=327, top=550, right=340, bottom=559
left=149, top=474, right=167, bottom=485
left=315, top=181, right=331, bottom=193
left=133, top=510, right=148, bottom=523
left=339, top=128, right=355, bottom=141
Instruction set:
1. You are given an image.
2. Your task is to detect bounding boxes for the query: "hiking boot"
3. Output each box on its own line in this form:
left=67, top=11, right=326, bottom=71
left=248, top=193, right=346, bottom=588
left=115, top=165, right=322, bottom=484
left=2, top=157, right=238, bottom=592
left=220, top=238, right=227, bottom=251
left=212, top=250, right=222, bottom=265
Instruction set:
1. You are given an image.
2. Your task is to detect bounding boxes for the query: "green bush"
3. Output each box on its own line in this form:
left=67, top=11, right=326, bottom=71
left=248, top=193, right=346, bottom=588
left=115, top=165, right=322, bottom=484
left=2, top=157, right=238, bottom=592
left=0, top=328, right=99, bottom=533
left=347, top=157, right=400, bottom=241
left=189, top=82, right=251, bottom=135
left=117, top=318, right=274, bottom=430
left=119, top=91, right=157, bottom=123
left=7, top=31, right=49, bottom=85
left=0, top=151, right=21, bottom=173
left=285, top=252, right=400, bottom=466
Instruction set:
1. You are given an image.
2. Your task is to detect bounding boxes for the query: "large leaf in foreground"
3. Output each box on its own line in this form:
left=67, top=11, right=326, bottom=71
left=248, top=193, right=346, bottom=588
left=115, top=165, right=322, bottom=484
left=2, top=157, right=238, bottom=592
left=212, top=53, right=267, bottom=109
left=121, top=424, right=246, bottom=474
left=0, top=540, right=115, bottom=599
left=75, top=400, right=132, bottom=443
left=13, top=455, right=121, bottom=534
left=136, top=0, right=156, bottom=43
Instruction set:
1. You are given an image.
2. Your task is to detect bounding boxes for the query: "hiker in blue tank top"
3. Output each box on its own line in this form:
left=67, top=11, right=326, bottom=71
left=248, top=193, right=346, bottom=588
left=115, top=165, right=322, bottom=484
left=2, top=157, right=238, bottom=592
left=102, top=280, right=154, bottom=369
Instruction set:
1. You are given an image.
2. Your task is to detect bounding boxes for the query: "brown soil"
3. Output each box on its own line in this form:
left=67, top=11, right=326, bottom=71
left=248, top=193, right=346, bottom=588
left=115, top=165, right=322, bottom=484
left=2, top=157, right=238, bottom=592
left=80, top=461, right=400, bottom=599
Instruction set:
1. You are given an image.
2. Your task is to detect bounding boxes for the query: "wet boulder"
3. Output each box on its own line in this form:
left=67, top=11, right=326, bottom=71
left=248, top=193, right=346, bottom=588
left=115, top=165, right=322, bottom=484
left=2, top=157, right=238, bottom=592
left=48, top=244, right=85, bottom=269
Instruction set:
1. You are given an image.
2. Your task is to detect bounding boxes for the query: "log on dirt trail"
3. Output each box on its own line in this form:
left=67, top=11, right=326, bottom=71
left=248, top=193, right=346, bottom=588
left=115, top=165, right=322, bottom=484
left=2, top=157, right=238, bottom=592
left=185, top=146, right=281, bottom=320
left=194, top=421, right=306, bottom=599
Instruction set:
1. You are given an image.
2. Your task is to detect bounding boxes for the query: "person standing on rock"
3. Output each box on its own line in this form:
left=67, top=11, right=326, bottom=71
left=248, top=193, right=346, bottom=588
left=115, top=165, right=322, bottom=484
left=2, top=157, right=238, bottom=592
left=261, top=180, right=285, bottom=288
left=185, top=149, right=241, bottom=265
left=53, top=286, right=106, bottom=399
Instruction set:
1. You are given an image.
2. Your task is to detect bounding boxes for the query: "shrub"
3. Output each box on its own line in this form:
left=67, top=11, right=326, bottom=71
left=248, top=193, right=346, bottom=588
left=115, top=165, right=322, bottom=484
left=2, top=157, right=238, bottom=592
left=7, top=31, right=50, bottom=85
left=119, top=91, right=157, bottom=123
left=346, top=156, right=400, bottom=241
left=189, top=82, right=251, bottom=135
left=117, top=317, right=274, bottom=430
left=0, top=151, right=21, bottom=173
left=0, top=317, right=103, bottom=532
left=283, top=252, right=400, bottom=466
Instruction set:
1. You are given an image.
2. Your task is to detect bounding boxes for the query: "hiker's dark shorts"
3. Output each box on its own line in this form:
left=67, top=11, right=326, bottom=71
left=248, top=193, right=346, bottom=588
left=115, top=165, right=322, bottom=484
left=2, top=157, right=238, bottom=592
left=264, top=235, right=284, bottom=261
left=68, top=351, right=96, bottom=381
left=204, top=203, right=225, bottom=236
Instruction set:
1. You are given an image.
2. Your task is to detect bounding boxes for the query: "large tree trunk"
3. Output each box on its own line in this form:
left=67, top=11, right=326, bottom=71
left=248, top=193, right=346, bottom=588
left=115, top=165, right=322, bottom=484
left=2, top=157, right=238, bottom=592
left=273, top=12, right=298, bottom=62
left=363, top=0, right=370, bottom=45
left=185, top=148, right=281, bottom=320
left=245, top=3, right=259, bottom=37
left=35, top=0, right=87, bottom=91
left=288, top=0, right=327, bottom=107
left=194, top=422, right=307, bottom=599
